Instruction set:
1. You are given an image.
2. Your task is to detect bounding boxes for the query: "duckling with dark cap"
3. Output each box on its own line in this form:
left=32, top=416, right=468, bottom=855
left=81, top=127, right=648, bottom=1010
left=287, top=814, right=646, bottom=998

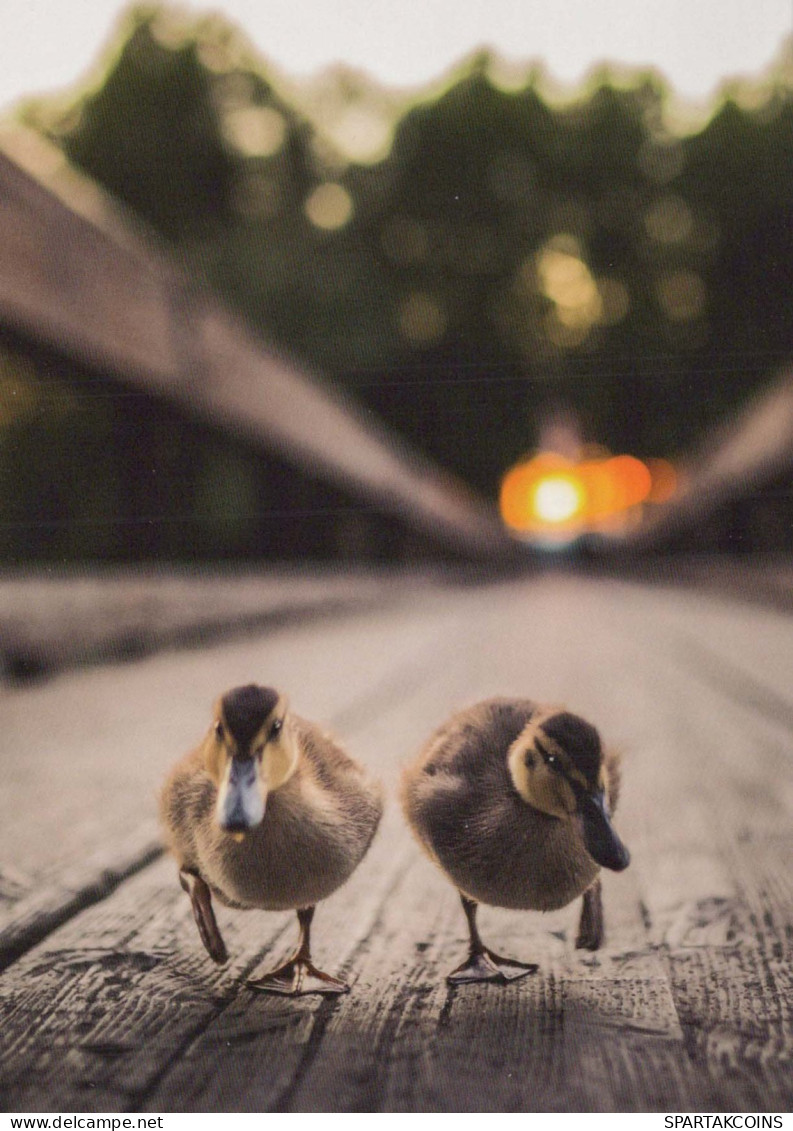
left=401, top=699, right=629, bottom=984
left=161, top=684, right=383, bottom=995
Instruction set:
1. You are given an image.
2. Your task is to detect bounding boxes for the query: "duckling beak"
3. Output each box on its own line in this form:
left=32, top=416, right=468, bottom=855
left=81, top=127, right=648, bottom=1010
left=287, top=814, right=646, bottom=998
left=577, top=788, right=630, bottom=872
left=217, top=756, right=265, bottom=835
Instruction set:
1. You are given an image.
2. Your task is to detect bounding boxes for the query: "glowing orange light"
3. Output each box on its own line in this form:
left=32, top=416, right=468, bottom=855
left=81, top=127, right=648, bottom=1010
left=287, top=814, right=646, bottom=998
left=532, top=475, right=585, bottom=523
left=645, top=458, right=679, bottom=503
left=500, top=454, right=582, bottom=534
left=588, top=455, right=653, bottom=517
left=499, top=449, right=674, bottom=542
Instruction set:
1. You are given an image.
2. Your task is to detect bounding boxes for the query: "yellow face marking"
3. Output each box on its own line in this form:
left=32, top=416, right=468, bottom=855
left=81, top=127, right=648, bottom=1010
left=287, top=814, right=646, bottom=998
left=506, top=708, right=582, bottom=819
left=262, top=724, right=297, bottom=790
left=204, top=692, right=297, bottom=794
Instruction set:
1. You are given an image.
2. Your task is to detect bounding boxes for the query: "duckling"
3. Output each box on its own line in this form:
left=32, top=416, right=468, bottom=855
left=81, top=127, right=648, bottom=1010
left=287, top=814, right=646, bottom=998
left=160, top=684, right=383, bottom=995
left=401, top=698, right=629, bottom=984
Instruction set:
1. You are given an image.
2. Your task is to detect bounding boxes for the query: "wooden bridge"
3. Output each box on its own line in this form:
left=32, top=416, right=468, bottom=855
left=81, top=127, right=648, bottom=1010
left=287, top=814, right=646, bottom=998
left=2, top=127, right=793, bottom=1114
left=1, top=567, right=792, bottom=1112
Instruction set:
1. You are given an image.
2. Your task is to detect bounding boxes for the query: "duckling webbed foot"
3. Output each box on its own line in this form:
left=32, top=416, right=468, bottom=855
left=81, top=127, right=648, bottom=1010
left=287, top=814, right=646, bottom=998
left=448, top=894, right=538, bottom=985
left=448, top=948, right=538, bottom=985
left=247, top=906, right=349, bottom=996
left=575, top=878, right=604, bottom=951
left=180, top=868, right=228, bottom=965
left=248, top=957, right=349, bottom=995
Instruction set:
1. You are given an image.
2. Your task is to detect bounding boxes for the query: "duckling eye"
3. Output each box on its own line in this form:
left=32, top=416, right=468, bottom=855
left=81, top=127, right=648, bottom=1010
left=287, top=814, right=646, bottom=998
left=270, top=718, right=283, bottom=739
left=215, top=721, right=224, bottom=741
left=535, top=737, right=562, bottom=772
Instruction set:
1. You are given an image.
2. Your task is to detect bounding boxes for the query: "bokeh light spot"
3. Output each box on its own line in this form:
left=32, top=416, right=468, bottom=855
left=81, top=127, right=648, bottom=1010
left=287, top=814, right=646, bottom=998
left=304, top=182, right=354, bottom=230
left=533, top=476, right=584, bottom=523
left=331, top=105, right=394, bottom=164
left=398, top=292, right=446, bottom=345
left=500, top=449, right=673, bottom=543
left=222, top=106, right=286, bottom=157
left=536, top=236, right=602, bottom=339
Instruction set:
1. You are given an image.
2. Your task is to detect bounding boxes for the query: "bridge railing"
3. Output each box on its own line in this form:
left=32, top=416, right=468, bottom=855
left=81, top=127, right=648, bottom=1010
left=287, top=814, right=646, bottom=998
left=0, top=130, right=514, bottom=564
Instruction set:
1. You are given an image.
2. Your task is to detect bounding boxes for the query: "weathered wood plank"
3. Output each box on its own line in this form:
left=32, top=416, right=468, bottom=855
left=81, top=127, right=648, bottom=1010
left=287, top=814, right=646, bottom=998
left=279, top=856, right=688, bottom=1113
left=0, top=823, right=162, bottom=972
left=145, top=814, right=416, bottom=1113
left=0, top=815, right=411, bottom=1110
left=0, top=859, right=290, bottom=1110
left=590, top=591, right=793, bottom=1108
left=0, top=568, right=403, bottom=683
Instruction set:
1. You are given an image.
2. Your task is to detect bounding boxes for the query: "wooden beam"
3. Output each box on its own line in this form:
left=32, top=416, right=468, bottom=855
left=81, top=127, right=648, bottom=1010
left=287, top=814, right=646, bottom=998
left=0, top=133, right=513, bottom=559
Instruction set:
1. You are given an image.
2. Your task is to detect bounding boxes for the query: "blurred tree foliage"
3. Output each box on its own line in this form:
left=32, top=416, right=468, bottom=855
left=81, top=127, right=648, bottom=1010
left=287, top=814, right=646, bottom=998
left=32, top=6, right=793, bottom=497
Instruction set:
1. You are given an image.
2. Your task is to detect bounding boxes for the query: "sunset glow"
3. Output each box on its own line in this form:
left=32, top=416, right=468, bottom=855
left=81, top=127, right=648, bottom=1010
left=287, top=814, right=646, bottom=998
left=499, top=450, right=674, bottom=543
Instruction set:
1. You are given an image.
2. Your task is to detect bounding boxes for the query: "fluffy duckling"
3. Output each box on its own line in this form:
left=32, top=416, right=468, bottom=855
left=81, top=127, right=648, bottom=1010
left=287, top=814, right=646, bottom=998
left=401, top=698, right=629, bottom=984
left=160, top=684, right=383, bottom=995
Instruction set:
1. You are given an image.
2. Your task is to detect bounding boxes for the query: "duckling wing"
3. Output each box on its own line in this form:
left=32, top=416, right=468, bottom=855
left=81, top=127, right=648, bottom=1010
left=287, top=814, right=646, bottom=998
left=401, top=697, right=536, bottom=870
left=416, top=697, right=537, bottom=777
left=159, top=748, right=216, bottom=873
left=296, top=720, right=384, bottom=852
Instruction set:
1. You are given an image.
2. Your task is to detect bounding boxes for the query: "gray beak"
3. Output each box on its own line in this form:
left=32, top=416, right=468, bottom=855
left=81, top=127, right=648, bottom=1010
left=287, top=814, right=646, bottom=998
left=217, top=757, right=265, bottom=833
left=577, top=788, right=630, bottom=871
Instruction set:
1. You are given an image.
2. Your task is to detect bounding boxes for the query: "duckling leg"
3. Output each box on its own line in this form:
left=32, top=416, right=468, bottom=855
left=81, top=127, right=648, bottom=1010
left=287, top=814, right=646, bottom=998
left=447, top=895, right=538, bottom=985
left=575, top=878, right=604, bottom=950
left=248, top=906, right=349, bottom=996
left=179, top=869, right=228, bottom=965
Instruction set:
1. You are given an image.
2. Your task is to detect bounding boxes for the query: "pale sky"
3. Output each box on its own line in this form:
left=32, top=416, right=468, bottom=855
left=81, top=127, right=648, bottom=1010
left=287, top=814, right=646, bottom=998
left=1, top=0, right=791, bottom=114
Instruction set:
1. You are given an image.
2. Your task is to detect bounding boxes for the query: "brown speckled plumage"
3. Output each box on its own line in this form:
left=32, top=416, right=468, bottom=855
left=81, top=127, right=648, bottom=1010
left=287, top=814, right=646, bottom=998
left=160, top=715, right=383, bottom=912
left=401, top=697, right=621, bottom=912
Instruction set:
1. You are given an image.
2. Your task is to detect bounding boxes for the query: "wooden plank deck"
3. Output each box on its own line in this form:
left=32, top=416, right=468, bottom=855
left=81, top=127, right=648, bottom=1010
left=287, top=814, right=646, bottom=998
left=0, top=568, right=419, bottom=684
left=1, top=572, right=792, bottom=1112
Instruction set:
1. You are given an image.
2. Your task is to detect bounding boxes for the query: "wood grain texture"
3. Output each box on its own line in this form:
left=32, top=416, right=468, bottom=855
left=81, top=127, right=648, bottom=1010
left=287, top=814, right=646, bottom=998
left=1, top=574, right=792, bottom=1112
left=0, top=568, right=408, bottom=684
